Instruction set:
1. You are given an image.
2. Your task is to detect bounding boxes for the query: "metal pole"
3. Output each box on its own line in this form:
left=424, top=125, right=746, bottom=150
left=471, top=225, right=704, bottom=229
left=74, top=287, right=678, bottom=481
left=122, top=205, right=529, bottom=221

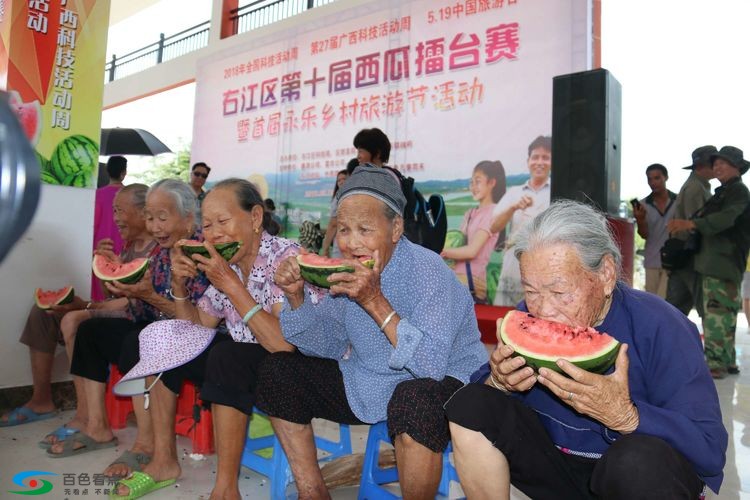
left=157, top=33, right=165, bottom=63
left=108, top=54, right=116, bottom=82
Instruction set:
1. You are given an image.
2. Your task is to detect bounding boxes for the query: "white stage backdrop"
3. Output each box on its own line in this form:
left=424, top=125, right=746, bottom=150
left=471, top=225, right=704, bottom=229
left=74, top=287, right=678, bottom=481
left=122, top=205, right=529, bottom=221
left=193, top=0, right=591, bottom=304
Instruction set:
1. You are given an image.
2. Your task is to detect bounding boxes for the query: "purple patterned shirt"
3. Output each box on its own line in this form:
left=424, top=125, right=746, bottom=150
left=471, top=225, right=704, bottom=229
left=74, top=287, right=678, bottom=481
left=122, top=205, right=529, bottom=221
left=197, top=232, right=318, bottom=342
left=128, top=234, right=209, bottom=322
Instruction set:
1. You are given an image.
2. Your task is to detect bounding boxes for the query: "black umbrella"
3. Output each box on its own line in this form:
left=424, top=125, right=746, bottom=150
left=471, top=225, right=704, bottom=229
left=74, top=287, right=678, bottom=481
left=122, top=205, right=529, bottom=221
left=100, top=127, right=172, bottom=156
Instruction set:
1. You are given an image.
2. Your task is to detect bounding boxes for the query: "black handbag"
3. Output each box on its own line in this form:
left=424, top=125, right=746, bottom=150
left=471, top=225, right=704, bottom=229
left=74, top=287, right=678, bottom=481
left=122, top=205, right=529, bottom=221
left=660, top=232, right=701, bottom=271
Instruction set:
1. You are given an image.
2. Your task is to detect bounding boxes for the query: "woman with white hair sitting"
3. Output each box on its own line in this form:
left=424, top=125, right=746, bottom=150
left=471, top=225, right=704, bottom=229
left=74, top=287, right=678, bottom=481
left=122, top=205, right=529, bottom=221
left=445, top=200, right=727, bottom=499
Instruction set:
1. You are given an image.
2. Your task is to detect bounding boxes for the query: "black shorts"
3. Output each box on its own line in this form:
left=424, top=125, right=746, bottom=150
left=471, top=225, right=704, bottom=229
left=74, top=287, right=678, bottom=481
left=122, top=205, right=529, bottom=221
left=256, top=351, right=463, bottom=452
left=199, top=341, right=269, bottom=415
left=445, top=383, right=703, bottom=500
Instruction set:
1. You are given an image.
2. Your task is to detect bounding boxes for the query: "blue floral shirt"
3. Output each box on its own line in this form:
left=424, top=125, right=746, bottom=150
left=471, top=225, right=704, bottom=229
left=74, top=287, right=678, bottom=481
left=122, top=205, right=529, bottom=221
left=128, top=235, right=209, bottom=322
left=280, top=237, right=488, bottom=423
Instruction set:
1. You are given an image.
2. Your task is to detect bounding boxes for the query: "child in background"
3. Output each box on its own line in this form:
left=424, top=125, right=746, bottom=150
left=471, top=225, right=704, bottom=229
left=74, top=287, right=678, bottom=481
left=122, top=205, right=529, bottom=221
left=320, top=168, right=350, bottom=257
left=441, top=161, right=506, bottom=302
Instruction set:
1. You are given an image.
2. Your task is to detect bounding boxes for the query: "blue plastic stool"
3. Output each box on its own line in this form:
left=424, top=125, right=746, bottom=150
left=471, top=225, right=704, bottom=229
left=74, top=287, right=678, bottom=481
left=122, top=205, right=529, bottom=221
left=240, top=409, right=352, bottom=499
left=358, top=421, right=459, bottom=499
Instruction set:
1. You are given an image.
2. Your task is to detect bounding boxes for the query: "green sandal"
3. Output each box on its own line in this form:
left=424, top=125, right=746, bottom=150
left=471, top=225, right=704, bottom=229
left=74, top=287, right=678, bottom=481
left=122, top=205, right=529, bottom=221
left=109, top=471, right=176, bottom=499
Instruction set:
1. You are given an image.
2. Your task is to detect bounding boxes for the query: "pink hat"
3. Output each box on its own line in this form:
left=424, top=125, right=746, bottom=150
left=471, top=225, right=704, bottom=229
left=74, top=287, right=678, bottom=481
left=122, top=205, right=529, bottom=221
left=114, top=320, right=216, bottom=397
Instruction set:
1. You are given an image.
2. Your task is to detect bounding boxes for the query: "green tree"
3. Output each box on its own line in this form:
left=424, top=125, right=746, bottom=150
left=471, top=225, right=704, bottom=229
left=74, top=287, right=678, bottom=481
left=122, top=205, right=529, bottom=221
left=128, top=140, right=191, bottom=185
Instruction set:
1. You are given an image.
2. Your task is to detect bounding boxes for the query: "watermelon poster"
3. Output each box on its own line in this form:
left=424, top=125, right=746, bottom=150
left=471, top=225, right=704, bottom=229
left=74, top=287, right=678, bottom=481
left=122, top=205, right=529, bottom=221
left=0, top=0, right=111, bottom=188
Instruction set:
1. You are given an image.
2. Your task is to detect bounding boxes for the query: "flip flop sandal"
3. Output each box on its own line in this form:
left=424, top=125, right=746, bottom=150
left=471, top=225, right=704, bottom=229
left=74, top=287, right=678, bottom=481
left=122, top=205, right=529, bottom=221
left=38, top=425, right=81, bottom=449
left=0, top=407, right=57, bottom=427
left=109, top=471, right=176, bottom=499
left=46, top=433, right=118, bottom=458
left=104, top=451, right=152, bottom=480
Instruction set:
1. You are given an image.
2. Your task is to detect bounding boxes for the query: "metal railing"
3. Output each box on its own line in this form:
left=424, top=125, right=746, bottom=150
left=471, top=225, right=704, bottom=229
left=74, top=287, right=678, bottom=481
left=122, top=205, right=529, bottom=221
left=230, top=0, right=337, bottom=35
left=102, top=0, right=337, bottom=83
left=104, top=21, right=210, bottom=83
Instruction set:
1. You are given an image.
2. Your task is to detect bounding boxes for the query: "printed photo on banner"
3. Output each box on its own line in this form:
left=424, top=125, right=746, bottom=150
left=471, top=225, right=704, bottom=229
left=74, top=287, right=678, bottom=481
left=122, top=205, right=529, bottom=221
left=192, top=0, right=589, bottom=305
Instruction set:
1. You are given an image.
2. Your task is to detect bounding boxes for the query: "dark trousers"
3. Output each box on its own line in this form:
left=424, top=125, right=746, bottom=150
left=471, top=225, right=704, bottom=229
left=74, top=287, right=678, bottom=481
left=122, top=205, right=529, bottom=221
left=198, top=341, right=269, bottom=414
left=666, top=268, right=703, bottom=317
left=70, top=318, right=148, bottom=382
left=256, top=351, right=463, bottom=452
left=445, top=384, right=703, bottom=500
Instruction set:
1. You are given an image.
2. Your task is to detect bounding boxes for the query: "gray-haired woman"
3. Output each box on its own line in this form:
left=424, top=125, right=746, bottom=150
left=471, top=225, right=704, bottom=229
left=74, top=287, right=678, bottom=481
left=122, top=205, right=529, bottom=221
left=48, top=180, right=210, bottom=480
left=445, top=200, right=727, bottom=499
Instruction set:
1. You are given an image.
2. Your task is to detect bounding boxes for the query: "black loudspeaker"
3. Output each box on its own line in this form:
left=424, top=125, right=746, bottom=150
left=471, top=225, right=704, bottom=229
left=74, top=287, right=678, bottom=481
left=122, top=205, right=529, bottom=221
left=551, top=68, right=622, bottom=214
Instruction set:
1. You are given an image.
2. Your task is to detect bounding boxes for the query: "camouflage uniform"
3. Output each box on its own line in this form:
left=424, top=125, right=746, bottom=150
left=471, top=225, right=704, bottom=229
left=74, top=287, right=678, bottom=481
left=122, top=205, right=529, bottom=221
left=693, top=176, right=750, bottom=372
left=702, top=277, right=740, bottom=369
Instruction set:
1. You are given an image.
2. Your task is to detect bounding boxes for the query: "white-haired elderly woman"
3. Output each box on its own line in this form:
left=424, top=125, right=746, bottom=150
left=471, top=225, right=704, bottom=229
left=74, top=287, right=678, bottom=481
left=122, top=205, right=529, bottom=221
left=262, top=166, right=488, bottom=498
left=49, top=180, right=209, bottom=478
left=445, top=200, right=727, bottom=499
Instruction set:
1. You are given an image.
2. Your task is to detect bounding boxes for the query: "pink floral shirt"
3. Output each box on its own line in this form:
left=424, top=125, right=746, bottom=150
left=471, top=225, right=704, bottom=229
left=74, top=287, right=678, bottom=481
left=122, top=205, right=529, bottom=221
left=197, top=232, right=319, bottom=342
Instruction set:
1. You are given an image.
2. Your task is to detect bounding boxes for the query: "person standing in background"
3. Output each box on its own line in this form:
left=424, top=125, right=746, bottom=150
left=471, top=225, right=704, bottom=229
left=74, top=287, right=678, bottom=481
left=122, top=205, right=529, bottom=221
left=189, top=162, right=211, bottom=206
left=633, top=163, right=677, bottom=298
left=490, top=135, right=552, bottom=306
left=665, top=146, right=717, bottom=315
left=91, top=156, right=127, bottom=301
left=668, top=146, right=750, bottom=379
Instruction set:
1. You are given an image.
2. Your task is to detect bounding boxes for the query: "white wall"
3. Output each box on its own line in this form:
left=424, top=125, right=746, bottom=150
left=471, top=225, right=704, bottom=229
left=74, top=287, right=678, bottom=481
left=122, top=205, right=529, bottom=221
left=0, top=185, right=95, bottom=389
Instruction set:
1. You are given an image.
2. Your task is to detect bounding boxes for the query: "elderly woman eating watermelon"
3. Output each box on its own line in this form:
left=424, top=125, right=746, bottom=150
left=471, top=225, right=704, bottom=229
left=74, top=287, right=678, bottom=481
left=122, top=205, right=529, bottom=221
left=445, top=200, right=727, bottom=499
left=261, top=166, right=488, bottom=498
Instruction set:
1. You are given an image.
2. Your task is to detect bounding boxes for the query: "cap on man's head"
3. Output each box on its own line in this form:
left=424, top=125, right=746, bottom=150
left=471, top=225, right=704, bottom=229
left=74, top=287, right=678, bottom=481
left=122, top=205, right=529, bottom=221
left=337, top=166, right=406, bottom=215
left=683, top=145, right=718, bottom=170
left=710, top=146, right=750, bottom=175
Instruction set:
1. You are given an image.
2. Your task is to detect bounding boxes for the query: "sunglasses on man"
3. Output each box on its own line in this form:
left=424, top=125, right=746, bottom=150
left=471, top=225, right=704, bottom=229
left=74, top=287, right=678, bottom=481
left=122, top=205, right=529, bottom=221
left=193, top=171, right=208, bottom=179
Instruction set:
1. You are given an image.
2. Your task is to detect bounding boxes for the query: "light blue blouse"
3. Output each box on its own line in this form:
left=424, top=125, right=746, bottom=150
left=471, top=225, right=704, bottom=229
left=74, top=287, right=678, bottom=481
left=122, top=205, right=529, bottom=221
left=280, top=237, right=488, bottom=423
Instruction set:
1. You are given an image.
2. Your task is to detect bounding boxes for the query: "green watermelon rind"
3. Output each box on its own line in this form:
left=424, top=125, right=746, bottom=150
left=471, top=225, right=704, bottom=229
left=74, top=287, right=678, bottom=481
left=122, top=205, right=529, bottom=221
left=499, top=310, right=620, bottom=375
left=181, top=241, right=242, bottom=261
left=442, top=229, right=466, bottom=268
left=92, top=255, right=150, bottom=285
left=34, top=286, right=74, bottom=309
left=296, top=255, right=375, bottom=289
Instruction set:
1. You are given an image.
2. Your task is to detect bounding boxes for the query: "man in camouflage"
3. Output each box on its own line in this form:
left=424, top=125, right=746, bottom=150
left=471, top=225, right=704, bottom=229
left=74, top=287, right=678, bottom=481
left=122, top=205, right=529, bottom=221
left=669, top=146, right=750, bottom=379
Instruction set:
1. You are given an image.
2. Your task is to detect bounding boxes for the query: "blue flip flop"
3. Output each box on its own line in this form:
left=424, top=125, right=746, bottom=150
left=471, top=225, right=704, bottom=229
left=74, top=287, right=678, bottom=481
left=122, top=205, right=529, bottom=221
left=38, top=425, right=80, bottom=449
left=0, top=407, right=57, bottom=427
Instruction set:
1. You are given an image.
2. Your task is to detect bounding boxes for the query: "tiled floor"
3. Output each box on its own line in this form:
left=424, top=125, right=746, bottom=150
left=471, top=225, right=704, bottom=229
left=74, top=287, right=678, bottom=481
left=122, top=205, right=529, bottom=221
left=0, top=316, right=748, bottom=499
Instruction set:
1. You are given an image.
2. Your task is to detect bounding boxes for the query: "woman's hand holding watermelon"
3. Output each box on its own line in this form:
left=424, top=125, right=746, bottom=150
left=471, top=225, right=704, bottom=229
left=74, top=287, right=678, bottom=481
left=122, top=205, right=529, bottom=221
left=170, top=240, right=199, bottom=288
left=328, top=250, right=382, bottom=307
left=94, top=238, right=120, bottom=264
left=48, top=295, right=88, bottom=316
left=487, top=342, right=537, bottom=393
left=275, top=255, right=306, bottom=308
left=191, top=243, right=242, bottom=295
left=105, top=269, right=156, bottom=302
left=536, top=344, right=639, bottom=433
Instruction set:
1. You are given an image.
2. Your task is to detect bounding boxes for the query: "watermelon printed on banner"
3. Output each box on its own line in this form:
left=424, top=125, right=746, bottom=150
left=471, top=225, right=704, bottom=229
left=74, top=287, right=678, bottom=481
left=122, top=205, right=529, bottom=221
left=50, top=135, right=99, bottom=187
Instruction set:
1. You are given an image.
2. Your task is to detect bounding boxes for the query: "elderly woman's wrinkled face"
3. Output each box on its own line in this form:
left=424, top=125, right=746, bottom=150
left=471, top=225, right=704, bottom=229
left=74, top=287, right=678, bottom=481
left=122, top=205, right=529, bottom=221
left=336, top=194, right=402, bottom=266
left=113, top=191, right=145, bottom=242
left=201, top=187, right=262, bottom=264
left=519, top=243, right=614, bottom=328
left=144, top=189, right=193, bottom=249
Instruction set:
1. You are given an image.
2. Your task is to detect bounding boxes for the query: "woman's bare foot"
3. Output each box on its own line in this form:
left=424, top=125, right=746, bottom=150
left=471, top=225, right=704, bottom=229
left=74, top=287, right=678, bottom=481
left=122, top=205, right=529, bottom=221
left=113, top=459, right=181, bottom=497
left=40, top=416, right=87, bottom=446
left=103, top=442, right=154, bottom=479
left=47, top=426, right=114, bottom=455
left=209, top=484, right=242, bottom=500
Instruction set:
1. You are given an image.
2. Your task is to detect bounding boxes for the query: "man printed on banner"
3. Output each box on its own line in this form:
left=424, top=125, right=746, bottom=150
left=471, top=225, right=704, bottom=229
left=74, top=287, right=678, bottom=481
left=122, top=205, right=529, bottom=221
left=490, top=135, right=552, bottom=307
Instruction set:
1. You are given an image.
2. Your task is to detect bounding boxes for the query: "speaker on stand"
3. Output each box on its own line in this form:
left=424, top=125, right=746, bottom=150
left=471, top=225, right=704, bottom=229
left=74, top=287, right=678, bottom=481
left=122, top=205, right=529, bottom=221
left=550, top=69, right=633, bottom=283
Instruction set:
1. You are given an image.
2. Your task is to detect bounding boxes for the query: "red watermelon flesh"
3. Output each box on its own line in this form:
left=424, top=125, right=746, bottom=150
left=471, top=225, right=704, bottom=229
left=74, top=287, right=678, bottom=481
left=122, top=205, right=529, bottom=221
left=35, top=286, right=74, bottom=309
left=498, top=310, right=620, bottom=374
left=92, top=254, right=149, bottom=284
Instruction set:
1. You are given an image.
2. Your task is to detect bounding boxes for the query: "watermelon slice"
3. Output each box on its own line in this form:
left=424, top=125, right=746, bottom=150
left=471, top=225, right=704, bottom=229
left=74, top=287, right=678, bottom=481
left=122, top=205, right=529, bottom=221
left=34, top=286, right=74, bottom=309
left=181, top=240, right=242, bottom=261
left=498, top=310, right=620, bottom=374
left=296, top=254, right=375, bottom=289
left=92, top=254, right=150, bottom=284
